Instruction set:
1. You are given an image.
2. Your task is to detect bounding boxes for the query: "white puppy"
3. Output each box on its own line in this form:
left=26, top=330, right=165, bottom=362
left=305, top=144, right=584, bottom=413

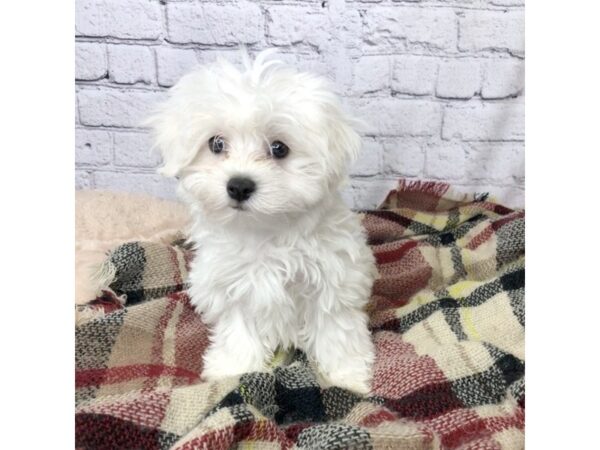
left=148, top=50, right=377, bottom=394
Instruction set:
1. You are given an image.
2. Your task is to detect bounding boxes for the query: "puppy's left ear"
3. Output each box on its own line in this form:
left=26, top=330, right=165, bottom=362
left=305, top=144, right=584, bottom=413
left=326, top=110, right=363, bottom=184
left=330, top=115, right=362, bottom=165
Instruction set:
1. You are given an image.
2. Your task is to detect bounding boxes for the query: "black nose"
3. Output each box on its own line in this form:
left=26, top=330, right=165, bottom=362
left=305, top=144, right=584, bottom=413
left=227, top=177, right=256, bottom=202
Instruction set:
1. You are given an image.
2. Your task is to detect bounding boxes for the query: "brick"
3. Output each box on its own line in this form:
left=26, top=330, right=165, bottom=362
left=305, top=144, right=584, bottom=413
left=326, top=52, right=355, bottom=94
left=197, top=49, right=246, bottom=69
left=363, top=8, right=457, bottom=51
left=267, top=6, right=329, bottom=49
left=346, top=178, right=398, bottom=209
left=381, top=138, right=424, bottom=176
left=459, top=11, right=524, bottom=55
left=75, top=96, right=80, bottom=124
left=93, top=171, right=178, bottom=199
left=108, top=45, right=155, bottom=85
left=347, top=98, right=442, bottom=136
left=352, top=56, right=390, bottom=95
left=464, top=142, right=524, bottom=181
left=481, top=59, right=524, bottom=99
left=156, top=47, right=199, bottom=88
left=351, top=138, right=382, bottom=176
left=78, top=89, right=167, bottom=128
left=166, top=2, right=263, bottom=45
left=337, top=9, right=363, bottom=50
left=156, top=48, right=247, bottom=87
left=75, top=43, right=107, bottom=81
left=442, top=102, right=524, bottom=141
left=392, top=56, right=438, bottom=96
left=425, top=144, right=466, bottom=180
left=75, top=170, right=92, bottom=189
left=76, top=129, right=112, bottom=165
left=113, top=131, right=161, bottom=168
left=76, top=0, right=161, bottom=40
left=271, top=52, right=331, bottom=81
left=436, top=60, right=481, bottom=99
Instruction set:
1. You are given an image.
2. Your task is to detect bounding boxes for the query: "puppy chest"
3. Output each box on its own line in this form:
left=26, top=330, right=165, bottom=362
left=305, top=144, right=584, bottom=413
left=195, top=243, right=324, bottom=302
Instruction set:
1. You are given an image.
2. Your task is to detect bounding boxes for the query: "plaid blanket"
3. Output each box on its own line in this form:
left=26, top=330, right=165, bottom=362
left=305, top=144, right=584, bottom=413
left=76, top=179, right=525, bottom=449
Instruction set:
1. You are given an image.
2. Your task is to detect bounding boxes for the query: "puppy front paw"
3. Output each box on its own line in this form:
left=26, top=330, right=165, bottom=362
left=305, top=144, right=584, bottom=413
left=201, top=346, right=266, bottom=381
left=319, top=366, right=372, bottom=395
left=201, top=360, right=238, bottom=382
left=307, top=309, right=375, bottom=396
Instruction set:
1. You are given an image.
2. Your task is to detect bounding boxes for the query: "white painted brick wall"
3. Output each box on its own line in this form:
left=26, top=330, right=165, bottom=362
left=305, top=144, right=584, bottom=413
left=75, top=0, right=525, bottom=209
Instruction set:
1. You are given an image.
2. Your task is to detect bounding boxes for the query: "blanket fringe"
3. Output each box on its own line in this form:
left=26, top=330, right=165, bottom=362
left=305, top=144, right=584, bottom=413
left=90, top=259, right=117, bottom=295
left=396, top=179, right=494, bottom=205
left=395, top=179, right=451, bottom=197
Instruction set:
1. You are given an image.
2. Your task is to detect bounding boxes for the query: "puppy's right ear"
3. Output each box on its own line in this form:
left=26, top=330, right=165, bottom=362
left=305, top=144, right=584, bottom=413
left=146, top=68, right=217, bottom=177
left=145, top=98, right=196, bottom=178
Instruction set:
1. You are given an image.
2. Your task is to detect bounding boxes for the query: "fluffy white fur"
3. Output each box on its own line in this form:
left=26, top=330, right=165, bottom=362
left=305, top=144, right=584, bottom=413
left=147, top=50, right=377, bottom=394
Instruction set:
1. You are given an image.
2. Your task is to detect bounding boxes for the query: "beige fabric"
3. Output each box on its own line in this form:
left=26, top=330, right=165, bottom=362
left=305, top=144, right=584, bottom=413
left=75, top=190, right=190, bottom=305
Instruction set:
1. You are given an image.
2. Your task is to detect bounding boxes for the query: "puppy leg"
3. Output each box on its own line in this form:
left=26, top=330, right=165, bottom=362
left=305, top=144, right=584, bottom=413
left=304, top=307, right=375, bottom=395
left=202, top=307, right=269, bottom=381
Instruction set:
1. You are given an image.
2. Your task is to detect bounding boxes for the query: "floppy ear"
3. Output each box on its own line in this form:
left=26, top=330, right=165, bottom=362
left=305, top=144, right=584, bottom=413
left=325, top=107, right=363, bottom=187
left=330, top=115, right=362, bottom=166
left=145, top=99, right=196, bottom=178
left=145, top=68, right=218, bottom=178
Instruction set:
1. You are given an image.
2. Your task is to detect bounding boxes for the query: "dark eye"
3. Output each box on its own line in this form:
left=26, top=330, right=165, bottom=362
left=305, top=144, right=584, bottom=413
left=208, top=136, right=225, bottom=154
left=270, top=141, right=289, bottom=159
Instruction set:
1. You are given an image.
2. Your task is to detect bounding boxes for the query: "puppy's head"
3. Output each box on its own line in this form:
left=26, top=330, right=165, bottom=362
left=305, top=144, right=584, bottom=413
left=147, top=50, right=361, bottom=228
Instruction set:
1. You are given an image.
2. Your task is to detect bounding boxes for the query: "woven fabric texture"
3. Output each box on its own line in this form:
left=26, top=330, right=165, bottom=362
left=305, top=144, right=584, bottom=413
left=75, top=179, right=525, bottom=449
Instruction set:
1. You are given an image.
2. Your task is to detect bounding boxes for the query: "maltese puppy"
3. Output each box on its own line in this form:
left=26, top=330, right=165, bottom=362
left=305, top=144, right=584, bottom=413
left=148, top=50, right=377, bottom=394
